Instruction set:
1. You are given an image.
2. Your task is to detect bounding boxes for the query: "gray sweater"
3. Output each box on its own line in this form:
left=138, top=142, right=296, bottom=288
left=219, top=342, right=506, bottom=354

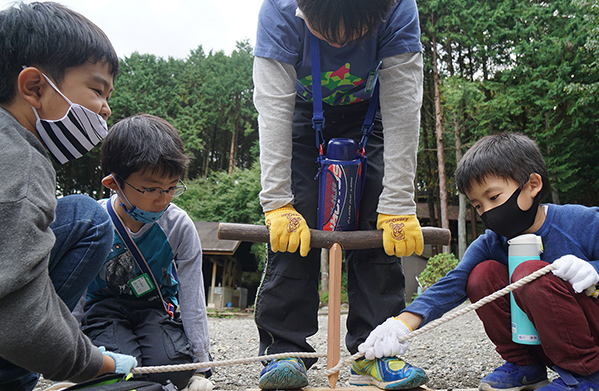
left=0, top=107, right=104, bottom=382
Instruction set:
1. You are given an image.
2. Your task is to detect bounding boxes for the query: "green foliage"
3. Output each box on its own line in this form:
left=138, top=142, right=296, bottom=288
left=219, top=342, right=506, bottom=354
left=173, top=161, right=263, bottom=225
left=417, top=252, right=459, bottom=291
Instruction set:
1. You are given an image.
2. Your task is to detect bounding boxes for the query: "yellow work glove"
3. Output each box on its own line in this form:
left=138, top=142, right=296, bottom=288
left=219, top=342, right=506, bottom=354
left=265, top=204, right=311, bottom=257
left=377, top=214, right=424, bottom=257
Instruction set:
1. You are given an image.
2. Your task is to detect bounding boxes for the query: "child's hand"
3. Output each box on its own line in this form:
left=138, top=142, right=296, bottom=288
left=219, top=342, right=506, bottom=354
left=186, top=372, right=214, bottom=391
left=98, top=346, right=137, bottom=374
left=265, top=205, right=311, bottom=257
left=358, top=317, right=411, bottom=360
left=552, top=255, right=599, bottom=293
left=377, top=214, right=423, bottom=257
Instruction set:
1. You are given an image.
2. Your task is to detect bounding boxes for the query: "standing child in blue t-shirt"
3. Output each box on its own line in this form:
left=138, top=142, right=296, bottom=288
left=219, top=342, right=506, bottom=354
left=80, top=114, right=213, bottom=391
left=253, top=0, right=427, bottom=389
left=360, top=133, right=599, bottom=391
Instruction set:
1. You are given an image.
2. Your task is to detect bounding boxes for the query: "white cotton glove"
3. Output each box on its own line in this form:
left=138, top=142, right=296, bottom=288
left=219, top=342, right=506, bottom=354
left=183, top=373, right=214, bottom=391
left=552, top=255, right=599, bottom=293
left=358, top=317, right=412, bottom=360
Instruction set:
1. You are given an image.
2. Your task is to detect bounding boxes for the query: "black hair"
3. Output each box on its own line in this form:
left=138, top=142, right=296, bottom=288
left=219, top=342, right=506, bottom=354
left=296, top=0, right=396, bottom=46
left=101, top=114, right=189, bottom=181
left=0, top=1, right=119, bottom=103
left=455, top=133, right=551, bottom=200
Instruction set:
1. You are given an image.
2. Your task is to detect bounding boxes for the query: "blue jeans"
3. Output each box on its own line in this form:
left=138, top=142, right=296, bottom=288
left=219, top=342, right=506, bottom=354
left=0, top=195, right=113, bottom=391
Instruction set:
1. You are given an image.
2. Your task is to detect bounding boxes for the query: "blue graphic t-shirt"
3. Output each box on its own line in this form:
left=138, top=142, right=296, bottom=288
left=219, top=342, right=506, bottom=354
left=254, top=0, right=422, bottom=105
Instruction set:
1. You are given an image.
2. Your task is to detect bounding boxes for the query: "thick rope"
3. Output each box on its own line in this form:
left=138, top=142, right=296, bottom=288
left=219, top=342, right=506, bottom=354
left=132, top=351, right=326, bottom=374
left=132, top=263, right=556, bottom=376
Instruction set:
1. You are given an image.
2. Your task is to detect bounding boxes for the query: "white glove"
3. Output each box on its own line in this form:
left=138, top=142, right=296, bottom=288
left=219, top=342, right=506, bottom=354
left=552, top=255, right=599, bottom=293
left=358, top=317, right=411, bottom=360
left=183, top=373, right=214, bottom=391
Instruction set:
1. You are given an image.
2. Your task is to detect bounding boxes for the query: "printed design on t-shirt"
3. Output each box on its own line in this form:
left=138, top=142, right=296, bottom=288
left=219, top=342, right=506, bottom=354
left=103, top=249, right=136, bottom=296
left=299, top=63, right=365, bottom=105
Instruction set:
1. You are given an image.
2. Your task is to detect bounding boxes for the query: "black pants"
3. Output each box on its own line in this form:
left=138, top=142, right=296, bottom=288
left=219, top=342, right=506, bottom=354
left=81, top=298, right=196, bottom=389
left=255, top=98, right=406, bottom=369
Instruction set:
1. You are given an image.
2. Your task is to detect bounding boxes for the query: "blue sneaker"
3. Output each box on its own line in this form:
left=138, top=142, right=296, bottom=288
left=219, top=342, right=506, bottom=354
left=349, top=357, right=429, bottom=390
left=536, top=367, right=599, bottom=391
left=479, top=362, right=549, bottom=391
left=259, top=358, right=309, bottom=389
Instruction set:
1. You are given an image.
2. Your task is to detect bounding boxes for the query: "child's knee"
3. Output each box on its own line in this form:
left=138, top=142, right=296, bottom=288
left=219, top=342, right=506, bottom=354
left=467, top=260, right=507, bottom=299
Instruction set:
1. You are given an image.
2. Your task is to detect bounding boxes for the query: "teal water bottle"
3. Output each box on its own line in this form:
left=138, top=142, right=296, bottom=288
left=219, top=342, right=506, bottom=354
left=507, top=234, right=543, bottom=345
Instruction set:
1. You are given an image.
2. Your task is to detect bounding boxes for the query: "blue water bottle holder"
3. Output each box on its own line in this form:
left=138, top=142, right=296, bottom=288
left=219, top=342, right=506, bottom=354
left=309, top=33, right=380, bottom=231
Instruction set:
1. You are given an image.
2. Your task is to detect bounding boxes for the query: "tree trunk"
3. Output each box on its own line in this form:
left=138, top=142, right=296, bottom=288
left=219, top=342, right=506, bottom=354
left=432, top=28, right=449, bottom=253
left=228, top=125, right=237, bottom=174
left=453, top=113, right=467, bottom=259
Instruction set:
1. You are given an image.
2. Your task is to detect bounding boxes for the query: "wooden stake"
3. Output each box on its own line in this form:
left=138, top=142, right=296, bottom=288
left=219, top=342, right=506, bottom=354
left=327, top=243, right=342, bottom=389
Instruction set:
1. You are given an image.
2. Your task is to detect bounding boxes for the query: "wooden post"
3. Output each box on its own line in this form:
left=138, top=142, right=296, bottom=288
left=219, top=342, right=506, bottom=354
left=327, top=243, right=342, bottom=389
left=209, top=261, right=217, bottom=307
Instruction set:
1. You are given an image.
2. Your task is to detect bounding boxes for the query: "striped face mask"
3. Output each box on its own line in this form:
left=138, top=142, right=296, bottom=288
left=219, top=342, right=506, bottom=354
left=32, top=73, right=108, bottom=164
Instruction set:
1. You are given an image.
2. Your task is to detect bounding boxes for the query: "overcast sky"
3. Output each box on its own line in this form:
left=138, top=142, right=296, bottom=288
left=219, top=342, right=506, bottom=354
left=0, top=0, right=264, bottom=59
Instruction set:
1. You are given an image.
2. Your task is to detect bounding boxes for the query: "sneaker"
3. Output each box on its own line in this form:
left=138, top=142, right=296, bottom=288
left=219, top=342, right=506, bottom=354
left=349, top=357, right=429, bottom=390
left=259, top=358, right=309, bottom=389
left=479, top=362, right=549, bottom=391
left=536, top=367, right=599, bottom=391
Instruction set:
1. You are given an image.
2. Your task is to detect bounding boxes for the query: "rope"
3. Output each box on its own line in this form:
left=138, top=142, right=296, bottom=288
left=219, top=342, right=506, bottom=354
left=131, top=263, right=556, bottom=376
left=132, top=351, right=326, bottom=374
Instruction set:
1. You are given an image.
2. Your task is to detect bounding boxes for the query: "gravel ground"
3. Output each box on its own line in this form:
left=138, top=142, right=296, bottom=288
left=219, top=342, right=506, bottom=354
left=205, top=302, right=506, bottom=390
left=35, top=302, right=528, bottom=391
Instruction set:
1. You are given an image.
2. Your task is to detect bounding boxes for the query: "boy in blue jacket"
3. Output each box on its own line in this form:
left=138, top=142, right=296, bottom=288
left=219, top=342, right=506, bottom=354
left=360, top=133, right=599, bottom=391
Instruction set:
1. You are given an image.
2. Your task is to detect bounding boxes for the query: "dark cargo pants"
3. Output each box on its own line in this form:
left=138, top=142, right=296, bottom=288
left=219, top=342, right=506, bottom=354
left=255, top=98, right=406, bottom=369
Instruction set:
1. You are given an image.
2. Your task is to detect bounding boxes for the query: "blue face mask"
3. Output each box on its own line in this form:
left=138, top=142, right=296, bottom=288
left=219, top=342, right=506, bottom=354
left=112, top=175, right=169, bottom=224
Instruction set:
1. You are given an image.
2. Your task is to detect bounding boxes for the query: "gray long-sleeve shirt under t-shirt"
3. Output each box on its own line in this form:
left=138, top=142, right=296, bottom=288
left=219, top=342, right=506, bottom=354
left=0, top=107, right=104, bottom=382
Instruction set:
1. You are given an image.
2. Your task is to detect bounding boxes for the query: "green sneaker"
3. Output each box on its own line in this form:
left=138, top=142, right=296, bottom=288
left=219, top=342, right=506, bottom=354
left=259, top=358, right=309, bottom=389
left=349, top=357, right=429, bottom=390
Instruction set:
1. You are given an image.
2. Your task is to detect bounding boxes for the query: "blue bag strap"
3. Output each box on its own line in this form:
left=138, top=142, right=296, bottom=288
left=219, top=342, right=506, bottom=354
left=310, top=32, right=325, bottom=157
left=310, top=33, right=380, bottom=158
left=106, top=198, right=175, bottom=318
left=358, top=80, right=379, bottom=156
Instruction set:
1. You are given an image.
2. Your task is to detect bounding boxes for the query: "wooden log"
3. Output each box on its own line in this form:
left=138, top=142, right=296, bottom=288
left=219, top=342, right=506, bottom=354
left=327, top=243, right=342, bottom=389
left=218, top=223, right=451, bottom=250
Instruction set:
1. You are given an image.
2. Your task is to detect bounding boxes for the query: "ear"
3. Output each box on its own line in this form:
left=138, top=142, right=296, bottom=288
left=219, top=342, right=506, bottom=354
left=102, top=174, right=119, bottom=192
left=18, top=67, right=47, bottom=109
left=528, top=173, right=543, bottom=197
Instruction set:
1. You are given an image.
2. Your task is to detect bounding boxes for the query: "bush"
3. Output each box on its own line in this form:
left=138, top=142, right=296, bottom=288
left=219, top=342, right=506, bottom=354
left=417, top=252, right=459, bottom=291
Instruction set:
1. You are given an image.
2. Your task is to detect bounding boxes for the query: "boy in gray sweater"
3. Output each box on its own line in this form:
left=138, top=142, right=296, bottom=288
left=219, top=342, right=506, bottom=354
left=0, top=2, right=136, bottom=390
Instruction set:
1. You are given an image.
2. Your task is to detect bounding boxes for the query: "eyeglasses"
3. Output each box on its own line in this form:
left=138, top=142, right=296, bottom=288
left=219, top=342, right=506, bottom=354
left=119, top=176, right=187, bottom=199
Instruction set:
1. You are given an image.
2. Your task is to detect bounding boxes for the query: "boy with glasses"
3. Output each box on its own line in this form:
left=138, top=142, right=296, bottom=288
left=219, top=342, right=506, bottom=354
left=79, top=114, right=213, bottom=391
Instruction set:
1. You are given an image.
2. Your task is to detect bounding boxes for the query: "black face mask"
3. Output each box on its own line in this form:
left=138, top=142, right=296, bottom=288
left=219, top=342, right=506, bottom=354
left=480, top=186, right=541, bottom=239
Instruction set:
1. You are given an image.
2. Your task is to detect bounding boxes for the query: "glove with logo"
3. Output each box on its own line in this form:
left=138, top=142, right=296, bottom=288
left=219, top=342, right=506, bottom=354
left=377, top=214, right=423, bottom=257
left=552, top=255, right=599, bottom=293
left=358, top=317, right=412, bottom=360
left=265, top=204, right=311, bottom=257
left=98, top=346, right=137, bottom=374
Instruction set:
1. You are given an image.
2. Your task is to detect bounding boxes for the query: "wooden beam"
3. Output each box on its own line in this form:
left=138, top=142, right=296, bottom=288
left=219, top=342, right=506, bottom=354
left=218, top=223, right=451, bottom=250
